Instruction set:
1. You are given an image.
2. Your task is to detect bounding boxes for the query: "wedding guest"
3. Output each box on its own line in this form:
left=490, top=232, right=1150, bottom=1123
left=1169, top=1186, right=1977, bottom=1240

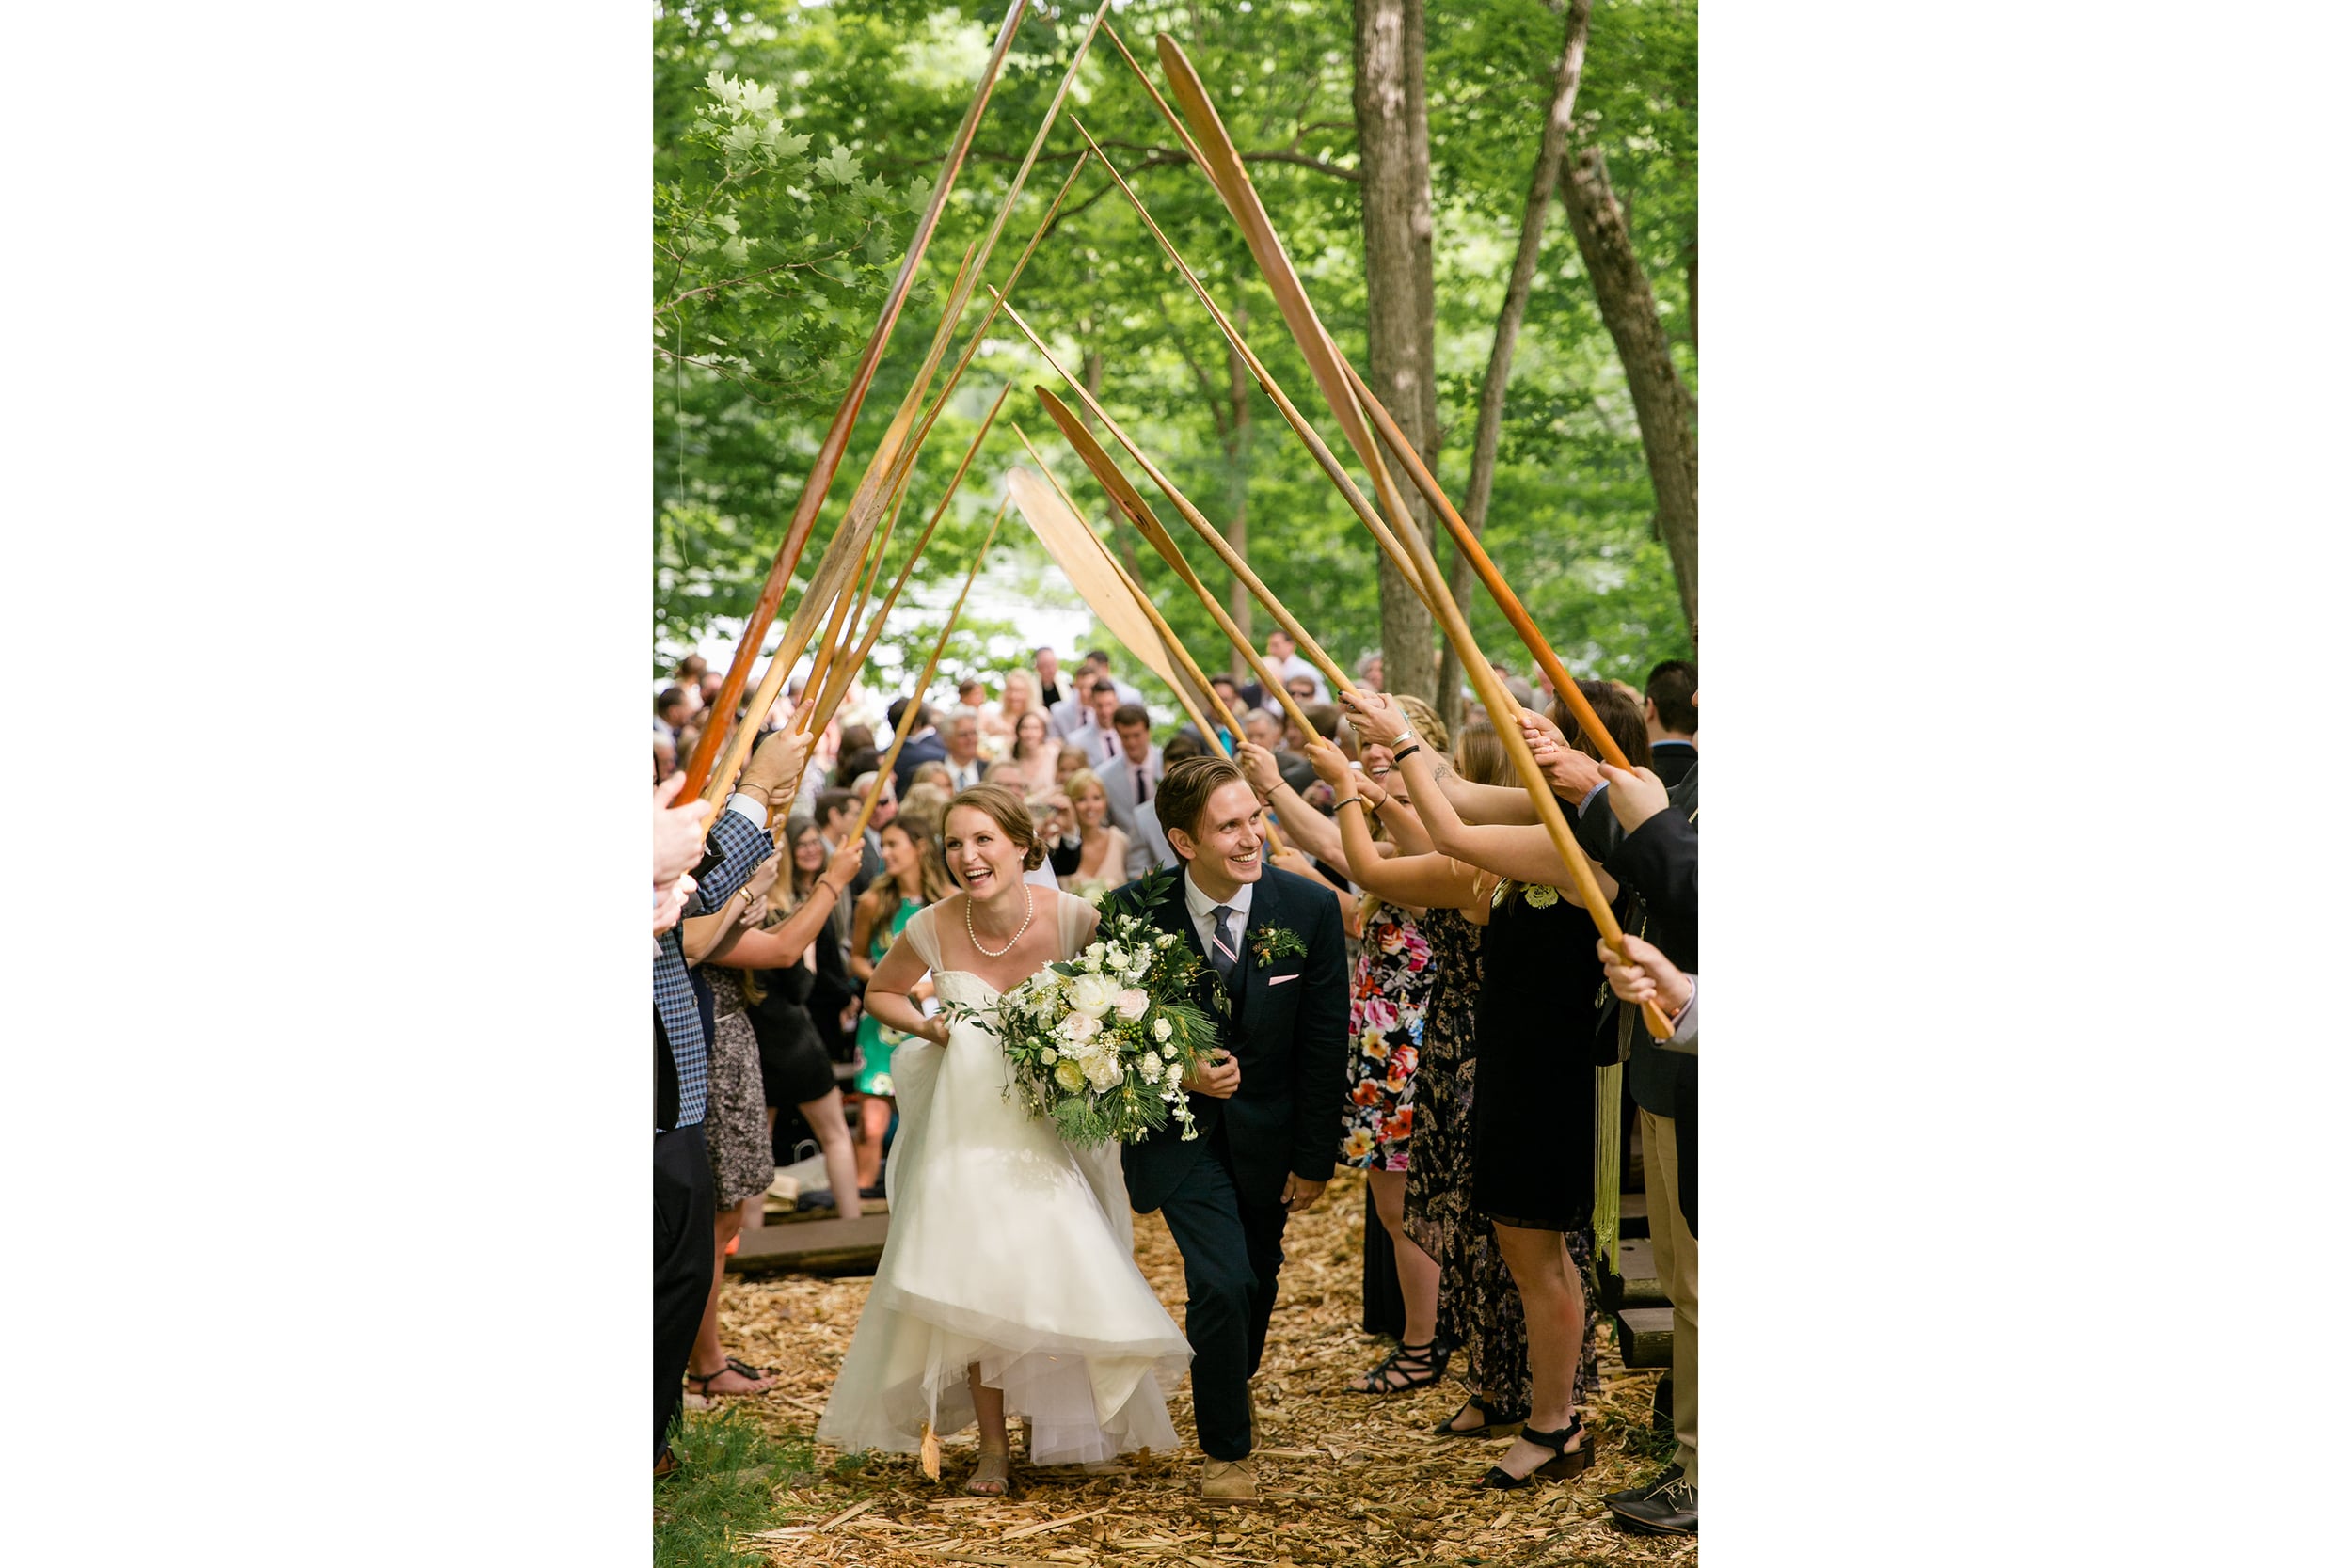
left=1243, top=707, right=1315, bottom=795
left=1052, top=744, right=1090, bottom=790
left=1099, top=705, right=1165, bottom=878
left=655, top=727, right=807, bottom=1476
left=1343, top=689, right=1640, bottom=1489
left=1032, top=646, right=1071, bottom=715
left=1314, top=720, right=1452, bottom=1386
left=1005, top=708, right=1063, bottom=796
left=1354, top=651, right=1384, bottom=693
left=1266, top=628, right=1327, bottom=703
left=1643, top=659, right=1698, bottom=785
left=1597, top=932, right=1695, bottom=1053
left=968, top=674, right=1014, bottom=755
left=997, top=668, right=1041, bottom=746
left=677, top=858, right=787, bottom=1400
left=708, top=819, right=869, bottom=1224
left=653, top=774, right=712, bottom=937
left=1067, top=679, right=1128, bottom=770
left=888, top=698, right=947, bottom=796
left=1056, top=768, right=1130, bottom=899
left=941, top=711, right=986, bottom=792
left=899, top=780, right=951, bottom=840
left=656, top=687, right=692, bottom=745
left=848, top=815, right=947, bottom=1194
left=653, top=730, right=678, bottom=785
left=983, top=760, right=1025, bottom=788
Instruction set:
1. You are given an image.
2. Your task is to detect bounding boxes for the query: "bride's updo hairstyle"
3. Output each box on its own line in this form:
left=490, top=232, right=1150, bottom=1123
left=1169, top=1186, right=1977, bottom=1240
left=944, top=782, right=1049, bottom=874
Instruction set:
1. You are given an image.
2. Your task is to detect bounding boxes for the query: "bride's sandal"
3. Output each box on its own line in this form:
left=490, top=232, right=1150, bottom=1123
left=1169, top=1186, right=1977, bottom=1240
left=1350, top=1339, right=1450, bottom=1394
left=965, top=1449, right=1012, bottom=1497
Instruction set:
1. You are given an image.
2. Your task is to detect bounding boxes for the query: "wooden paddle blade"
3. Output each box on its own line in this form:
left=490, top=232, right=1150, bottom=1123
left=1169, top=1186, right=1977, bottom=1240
left=1030, top=388, right=1208, bottom=601
left=1006, top=467, right=1182, bottom=695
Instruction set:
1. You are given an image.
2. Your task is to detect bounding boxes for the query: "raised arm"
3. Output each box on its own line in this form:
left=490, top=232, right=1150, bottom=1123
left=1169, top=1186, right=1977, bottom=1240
left=1390, top=742, right=1615, bottom=905
left=707, top=842, right=865, bottom=970
left=1331, top=763, right=1486, bottom=911
left=848, top=890, right=884, bottom=982
left=1340, top=690, right=1534, bottom=825
left=1235, top=740, right=1349, bottom=874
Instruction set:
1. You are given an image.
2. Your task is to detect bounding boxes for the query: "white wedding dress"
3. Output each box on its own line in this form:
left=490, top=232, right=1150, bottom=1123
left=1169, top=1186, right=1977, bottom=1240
left=816, top=894, right=1191, bottom=1465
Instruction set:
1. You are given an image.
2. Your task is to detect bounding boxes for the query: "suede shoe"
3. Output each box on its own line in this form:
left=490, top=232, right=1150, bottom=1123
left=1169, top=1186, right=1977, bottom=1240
left=1610, top=1477, right=1696, bottom=1536
left=1601, top=1463, right=1682, bottom=1511
left=1200, top=1457, right=1259, bottom=1505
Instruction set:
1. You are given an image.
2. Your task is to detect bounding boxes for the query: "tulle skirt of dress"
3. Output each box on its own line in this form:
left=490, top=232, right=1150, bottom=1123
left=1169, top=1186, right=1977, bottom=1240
left=815, top=986, right=1192, bottom=1465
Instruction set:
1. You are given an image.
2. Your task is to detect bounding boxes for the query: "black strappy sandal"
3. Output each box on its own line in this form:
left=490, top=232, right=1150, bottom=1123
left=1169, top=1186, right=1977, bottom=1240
left=685, top=1358, right=774, bottom=1398
left=1349, top=1338, right=1451, bottom=1394
left=1481, top=1414, right=1592, bottom=1489
left=1433, top=1392, right=1529, bottom=1438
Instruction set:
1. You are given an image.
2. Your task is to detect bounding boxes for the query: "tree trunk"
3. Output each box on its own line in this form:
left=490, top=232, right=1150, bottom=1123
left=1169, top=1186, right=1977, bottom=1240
left=1437, top=0, right=1594, bottom=734
left=1561, top=146, right=1698, bottom=642
left=1353, top=0, right=1439, bottom=707
left=1225, top=299, right=1254, bottom=683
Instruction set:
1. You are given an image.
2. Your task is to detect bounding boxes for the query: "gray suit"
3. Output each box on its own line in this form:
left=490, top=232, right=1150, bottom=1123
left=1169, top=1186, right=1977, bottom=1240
left=1101, top=742, right=1168, bottom=879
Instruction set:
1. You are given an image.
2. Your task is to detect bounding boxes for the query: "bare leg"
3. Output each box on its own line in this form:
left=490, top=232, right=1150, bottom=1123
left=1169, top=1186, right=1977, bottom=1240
left=1489, top=1221, right=1584, bottom=1480
left=689, top=1202, right=774, bottom=1394
left=855, top=1094, right=893, bottom=1190
left=966, top=1368, right=1010, bottom=1495
left=800, top=1089, right=863, bottom=1221
left=1350, top=1169, right=1444, bottom=1389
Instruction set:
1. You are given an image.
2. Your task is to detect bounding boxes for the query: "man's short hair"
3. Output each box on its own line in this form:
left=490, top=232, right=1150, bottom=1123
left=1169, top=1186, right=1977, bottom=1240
left=816, top=788, right=857, bottom=827
left=1241, top=706, right=1280, bottom=738
left=655, top=687, right=689, bottom=719
left=946, top=711, right=978, bottom=736
left=1298, top=702, right=1340, bottom=741
left=1209, top=673, right=1238, bottom=693
left=1646, top=659, right=1697, bottom=735
left=1162, top=730, right=1208, bottom=765
left=1155, top=754, right=1250, bottom=846
left=1112, top=702, right=1151, bottom=731
left=1090, top=678, right=1118, bottom=697
left=1084, top=648, right=1113, bottom=668
left=885, top=697, right=934, bottom=733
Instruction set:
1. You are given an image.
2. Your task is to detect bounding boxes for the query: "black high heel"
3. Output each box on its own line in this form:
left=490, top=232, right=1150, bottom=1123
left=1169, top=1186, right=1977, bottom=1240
left=1350, top=1338, right=1450, bottom=1394
left=1433, top=1392, right=1529, bottom=1438
left=1481, top=1415, right=1591, bottom=1489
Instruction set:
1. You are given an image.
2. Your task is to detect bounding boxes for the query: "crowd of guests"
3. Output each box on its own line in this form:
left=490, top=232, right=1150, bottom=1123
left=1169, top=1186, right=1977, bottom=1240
left=651, top=639, right=1698, bottom=1536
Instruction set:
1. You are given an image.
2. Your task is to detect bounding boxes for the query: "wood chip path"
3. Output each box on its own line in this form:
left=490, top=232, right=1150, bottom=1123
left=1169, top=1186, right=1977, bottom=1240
left=705, top=1166, right=1695, bottom=1566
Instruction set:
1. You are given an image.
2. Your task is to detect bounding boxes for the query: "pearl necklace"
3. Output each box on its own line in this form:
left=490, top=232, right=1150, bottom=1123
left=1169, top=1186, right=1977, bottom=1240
left=965, top=883, right=1035, bottom=958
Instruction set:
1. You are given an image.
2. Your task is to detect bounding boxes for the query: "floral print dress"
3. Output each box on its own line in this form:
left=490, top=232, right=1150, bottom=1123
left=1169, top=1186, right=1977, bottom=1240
left=1339, top=902, right=1436, bottom=1171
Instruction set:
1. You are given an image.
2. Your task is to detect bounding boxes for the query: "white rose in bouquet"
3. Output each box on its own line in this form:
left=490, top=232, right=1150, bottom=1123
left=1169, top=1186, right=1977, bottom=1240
left=1152, top=1017, right=1172, bottom=1043
left=1114, top=988, right=1149, bottom=1022
left=1057, top=1011, right=1103, bottom=1046
left=1069, top=973, right=1118, bottom=1019
left=1081, top=1045, right=1125, bottom=1092
left=1041, top=1045, right=1059, bottom=1065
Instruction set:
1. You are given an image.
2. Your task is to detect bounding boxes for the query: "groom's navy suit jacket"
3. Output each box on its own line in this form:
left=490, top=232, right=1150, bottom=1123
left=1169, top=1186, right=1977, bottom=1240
left=1119, top=864, right=1351, bottom=1214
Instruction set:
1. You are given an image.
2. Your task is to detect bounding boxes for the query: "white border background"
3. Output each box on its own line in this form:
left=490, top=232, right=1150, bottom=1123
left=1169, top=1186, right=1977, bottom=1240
left=5, top=2, right=2347, bottom=1562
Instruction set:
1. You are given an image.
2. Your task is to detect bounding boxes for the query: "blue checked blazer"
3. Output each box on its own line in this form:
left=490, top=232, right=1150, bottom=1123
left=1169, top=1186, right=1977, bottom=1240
left=654, top=804, right=776, bottom=1132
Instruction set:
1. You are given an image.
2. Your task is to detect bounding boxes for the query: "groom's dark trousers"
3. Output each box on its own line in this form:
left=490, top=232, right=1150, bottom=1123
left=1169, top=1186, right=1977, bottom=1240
left=1119, top=863, right=1351, bottom=1466
left=1155, top=1123, right=1291, bottom=1462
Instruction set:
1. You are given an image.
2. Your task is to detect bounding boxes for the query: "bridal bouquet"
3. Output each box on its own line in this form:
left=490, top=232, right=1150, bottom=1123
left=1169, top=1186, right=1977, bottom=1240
left=948, top=870, right=1221, bottom=1147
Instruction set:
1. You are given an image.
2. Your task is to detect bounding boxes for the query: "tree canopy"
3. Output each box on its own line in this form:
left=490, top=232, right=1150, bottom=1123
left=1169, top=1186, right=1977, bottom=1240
left=654, top=0, right=1695, bottom=697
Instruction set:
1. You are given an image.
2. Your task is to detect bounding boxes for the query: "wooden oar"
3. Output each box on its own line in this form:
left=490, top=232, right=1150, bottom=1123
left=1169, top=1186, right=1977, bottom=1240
left=806, top=383, right=1013, bottom=734
left=702, top=243, right=982, bottom=807
left=1135, top=40, right=1670, bottom=1033
left=1009, top=427, right=1235, bottom=751
left=842, top=496, right=1011, bottom=843
left=1148, top=35, right=1438, bottom=595
left=1014, top=374, right=1316, bottom=746
left=799, top=466, right=912, bottom=735
left=1339, top=362, right=1630, bottom=766
left=675, top=0, right=1030, bottom=804
left=1009, top=433, right=1296, bottom=858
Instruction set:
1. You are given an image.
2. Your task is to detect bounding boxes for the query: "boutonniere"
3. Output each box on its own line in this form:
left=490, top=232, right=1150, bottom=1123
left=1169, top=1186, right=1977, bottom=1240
left=1251, top=926, right=1308, bottom=966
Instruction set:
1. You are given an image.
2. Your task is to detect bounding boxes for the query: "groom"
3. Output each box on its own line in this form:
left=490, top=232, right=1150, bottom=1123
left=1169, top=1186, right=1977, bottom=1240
left=1116, top=754, right=1349, bottom=1503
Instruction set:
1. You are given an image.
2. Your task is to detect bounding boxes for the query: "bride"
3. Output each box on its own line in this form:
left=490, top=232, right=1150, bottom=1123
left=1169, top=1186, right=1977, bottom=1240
left=817, top=783, right=1191, bottom=1495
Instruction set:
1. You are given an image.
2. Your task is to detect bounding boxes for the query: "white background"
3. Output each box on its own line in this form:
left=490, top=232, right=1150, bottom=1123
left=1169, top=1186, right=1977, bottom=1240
left=5, top=2, right=2347, bottom=1561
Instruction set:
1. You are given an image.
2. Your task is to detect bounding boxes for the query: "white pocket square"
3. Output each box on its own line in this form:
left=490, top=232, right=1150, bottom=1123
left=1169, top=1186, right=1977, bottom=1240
left=1267, top=973, right=1299, bottom=986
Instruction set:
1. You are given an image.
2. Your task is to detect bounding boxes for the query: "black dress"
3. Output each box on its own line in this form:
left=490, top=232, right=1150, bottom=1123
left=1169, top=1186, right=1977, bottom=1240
left=1470, top=885, right=1604, bottom=1234
left=748, top=958, right=835, bottom=1110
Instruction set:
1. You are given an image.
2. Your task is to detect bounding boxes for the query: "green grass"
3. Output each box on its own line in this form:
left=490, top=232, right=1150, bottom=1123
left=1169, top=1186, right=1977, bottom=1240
left=654, top=1408, right=830, bottom=1568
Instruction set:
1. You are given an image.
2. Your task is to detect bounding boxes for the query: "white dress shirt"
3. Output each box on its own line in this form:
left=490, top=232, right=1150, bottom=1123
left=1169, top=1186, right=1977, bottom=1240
left=1181, top=867, right=1254, bottom=971
left=945, top=757, right=985, bottom=792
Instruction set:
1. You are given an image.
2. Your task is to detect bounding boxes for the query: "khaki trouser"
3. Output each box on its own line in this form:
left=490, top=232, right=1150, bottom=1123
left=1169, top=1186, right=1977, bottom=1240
left=1640, top=1107, right=1697, bottom=1486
